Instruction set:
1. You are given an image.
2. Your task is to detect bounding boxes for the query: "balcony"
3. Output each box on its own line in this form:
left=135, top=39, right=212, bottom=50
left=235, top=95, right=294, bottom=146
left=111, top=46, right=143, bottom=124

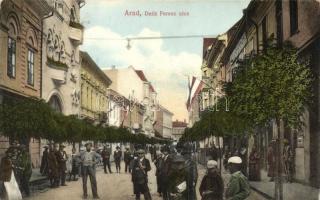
left=46, top=57, right=67, bottom=85
left=69, top=21, right=84, bottom=45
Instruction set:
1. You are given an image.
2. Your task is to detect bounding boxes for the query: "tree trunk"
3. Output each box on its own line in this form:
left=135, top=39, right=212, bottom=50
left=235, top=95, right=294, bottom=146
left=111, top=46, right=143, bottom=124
left=218, top=136, right=222, bottom=174
left=275, top=119, right=284, bottom=200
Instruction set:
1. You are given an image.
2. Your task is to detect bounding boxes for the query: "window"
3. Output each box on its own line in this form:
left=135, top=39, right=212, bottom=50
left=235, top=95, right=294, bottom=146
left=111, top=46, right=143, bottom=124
left=27, top=49, right=34, bottom=86
left=290, top=0, right=298, bottom=35
left=70, top=7, right=76, bottom=22
left=7, top=37, right=16, bottom=78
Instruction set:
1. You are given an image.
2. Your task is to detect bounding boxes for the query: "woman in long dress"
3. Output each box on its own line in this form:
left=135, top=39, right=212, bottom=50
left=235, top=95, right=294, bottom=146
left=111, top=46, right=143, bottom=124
left=0, top=149, right=22, bottom=200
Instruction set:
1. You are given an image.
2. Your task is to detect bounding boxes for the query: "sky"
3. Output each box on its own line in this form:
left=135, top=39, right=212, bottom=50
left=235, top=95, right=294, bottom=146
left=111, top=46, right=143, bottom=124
left=80, top=0, right=251, bottom=121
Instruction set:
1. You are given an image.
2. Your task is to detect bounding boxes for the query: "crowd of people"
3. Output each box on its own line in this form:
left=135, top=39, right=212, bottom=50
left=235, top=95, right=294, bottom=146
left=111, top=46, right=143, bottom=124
left=0, top=141, right=253, bottom=200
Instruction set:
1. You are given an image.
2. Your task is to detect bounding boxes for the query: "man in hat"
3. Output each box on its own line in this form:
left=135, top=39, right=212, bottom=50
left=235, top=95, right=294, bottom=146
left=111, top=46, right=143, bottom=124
left=40, top=146, right=49, bottom=176
left=56, top=144, right=68, bottom=186
left=225, top=156, right=250, bottom=200
left=48, top=144, right=59, bottom=188
left=124, top=147, right=133, bottom=173
left=114, top=146, right=122, bottom=173
left=160, top=145, right=172, bottom=200
left=181, top=142, right=198, bottom=200
left=199, top=160, right=224, bottom=200
left=131, top=149, right=151, bottom=200
left=154, top=150, right=163, bottom=196
left=17, top=144, right=32, bottom=197
left=101, top=146, right=112, bottom=174
left=79, top=143, right=100, bottom=199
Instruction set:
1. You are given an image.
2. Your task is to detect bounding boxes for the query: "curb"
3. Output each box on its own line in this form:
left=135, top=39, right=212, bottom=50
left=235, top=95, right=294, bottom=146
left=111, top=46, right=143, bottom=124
left=250, top=185, right=274, bottom=200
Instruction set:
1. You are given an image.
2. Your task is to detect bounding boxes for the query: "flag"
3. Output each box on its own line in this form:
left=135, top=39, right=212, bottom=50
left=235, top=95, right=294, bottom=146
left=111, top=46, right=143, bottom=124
left=186, top=76, right=205, bottom=111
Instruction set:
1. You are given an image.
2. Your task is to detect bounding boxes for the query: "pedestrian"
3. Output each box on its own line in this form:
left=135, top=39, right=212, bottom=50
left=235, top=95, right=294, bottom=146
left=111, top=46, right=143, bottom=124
left=0, top=148, right=23, bottom=200
left=56, top=144, right=68, bottom=186
left=248, top=146, right=261, bottom=181
left=79, top=142, right=100, bottom=199
left=131, top=149, right=152, bottom=200
left=225, top=156, right=250, bottom=200
left=40, top=146, right=49, bottom=176
left=101, top=146, right=112, bottom=174
left=267, top=141, right=275, bottom=181
left=124, top=147, right=133, bottom=173
left=47, top=144, right=60, bottom=188
left=283, top=139, right=293, bottom=182
left=210, top=145, right=218, bottom=161
left=114, top=146, right=122, bottom=173
left=154, top=150, right=163, bottom=196
left=68, top=147, right=79, bottom=181
left=17, top=145, right=32, bottom=197
left=160, top=145, right=172, bottom=200
left=199, top=160, right=224, bottom=200
left=181, top=142, right=198, bottom=200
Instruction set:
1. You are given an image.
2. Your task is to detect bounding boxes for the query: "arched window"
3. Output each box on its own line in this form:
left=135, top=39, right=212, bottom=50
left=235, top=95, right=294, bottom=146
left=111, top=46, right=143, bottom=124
left=7, top=16, right=19, bottom=78
left=26, top=29, right=38, bottom=86
left=48, top=95, right=62, bottom=113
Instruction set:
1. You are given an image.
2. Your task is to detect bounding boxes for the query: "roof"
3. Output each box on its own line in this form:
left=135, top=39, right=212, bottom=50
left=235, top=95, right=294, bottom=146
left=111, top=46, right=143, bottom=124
left=172, top=120, right=188, bottom=128
left=135, top=70, right=147, bottom=81
left=203, top=38, right=217, bottom=58
left=135, top=70, right=156, bottom=93
left=159, top=105, right=174, bottom=115
left=220, top=17, right=246, bottom=65
left=80, top=51, right=112, bottom=85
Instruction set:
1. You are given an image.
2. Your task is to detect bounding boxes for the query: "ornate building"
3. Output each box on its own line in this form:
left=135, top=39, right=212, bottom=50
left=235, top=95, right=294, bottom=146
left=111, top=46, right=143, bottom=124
left=42, top=0, right=85, bottom=115
left=80, top=51, right=111, bottom=124
left=0, top=0, right=51, bottom=165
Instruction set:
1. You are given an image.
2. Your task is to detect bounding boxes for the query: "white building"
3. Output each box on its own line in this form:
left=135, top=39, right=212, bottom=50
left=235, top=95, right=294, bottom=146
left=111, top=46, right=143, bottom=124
left=107, top=89, right=123, bottom=127
left=155, top=105, right=173, bottom=139
left=104, top=66, right=157, bottom=136
left=40, top=0, right=85, bottom=154
left=42, top=0, right=85, bottom=115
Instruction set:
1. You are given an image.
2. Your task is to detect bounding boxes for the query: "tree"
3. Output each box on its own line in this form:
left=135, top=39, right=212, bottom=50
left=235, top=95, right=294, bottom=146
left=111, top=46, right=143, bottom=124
left=226, top=43, right=313, bottom=200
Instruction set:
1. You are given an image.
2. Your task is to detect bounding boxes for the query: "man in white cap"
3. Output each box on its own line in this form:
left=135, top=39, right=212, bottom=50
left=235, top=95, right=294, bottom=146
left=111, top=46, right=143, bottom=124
left=225, top=156, right=250, bottom=200
left=199, top=160, right=224, bottom=200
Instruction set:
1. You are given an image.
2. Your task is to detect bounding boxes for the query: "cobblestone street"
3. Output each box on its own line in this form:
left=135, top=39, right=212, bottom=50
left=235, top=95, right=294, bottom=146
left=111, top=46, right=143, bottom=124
left=25, top=155, right=267, bottom=200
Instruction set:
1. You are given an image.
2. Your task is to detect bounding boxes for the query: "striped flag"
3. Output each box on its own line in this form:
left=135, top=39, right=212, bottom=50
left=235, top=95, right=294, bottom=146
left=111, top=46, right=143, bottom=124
left=186, top=76, right=205, bottom=111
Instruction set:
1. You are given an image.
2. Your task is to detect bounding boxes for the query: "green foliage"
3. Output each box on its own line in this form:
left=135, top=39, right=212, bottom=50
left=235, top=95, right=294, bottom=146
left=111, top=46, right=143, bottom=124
left=180, top=98, right=252, bottom=142
left=181, top=43, right=313, bottom=142
left=0, top=98, right=165, bottom=144
left=226, top=43, right=313, bottom=129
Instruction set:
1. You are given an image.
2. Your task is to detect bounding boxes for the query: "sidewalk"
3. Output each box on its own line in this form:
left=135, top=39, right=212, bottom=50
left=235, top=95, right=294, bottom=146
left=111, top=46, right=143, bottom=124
left=249, top=170, right=320, bottom=200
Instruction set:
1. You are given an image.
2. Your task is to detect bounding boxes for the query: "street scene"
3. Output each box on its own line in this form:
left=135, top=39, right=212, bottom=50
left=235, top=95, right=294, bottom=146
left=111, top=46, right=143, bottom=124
left=0, top=0, right=320, bottom=200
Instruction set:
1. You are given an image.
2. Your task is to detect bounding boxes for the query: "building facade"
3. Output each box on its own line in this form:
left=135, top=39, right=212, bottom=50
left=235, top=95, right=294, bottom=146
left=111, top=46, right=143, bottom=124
left=104, top=66, right=157, bottom=136
left=218, top=0, right=320, bottom=187
left=42, top=0, right=85, bottom=115
left=0, top=0, right=51, bottom=166
left=79, top=51, right=111, bottom=124
left=155, top=105, right=173, bottom=139
left=172, top=120, right=188, bottom=141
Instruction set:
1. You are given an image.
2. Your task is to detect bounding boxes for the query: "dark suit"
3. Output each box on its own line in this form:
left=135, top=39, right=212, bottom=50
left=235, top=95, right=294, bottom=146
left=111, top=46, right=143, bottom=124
left=160, top=154, right=173, bottom=200
left=56, top=150, right=68, bottom=185
left=114, top=150, right=122, bottom=173
left=101, top=150, right=112, bottom=173
left=124, top=150, right=133, bottom=173
left=131, top=157, right=151, bottom=200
